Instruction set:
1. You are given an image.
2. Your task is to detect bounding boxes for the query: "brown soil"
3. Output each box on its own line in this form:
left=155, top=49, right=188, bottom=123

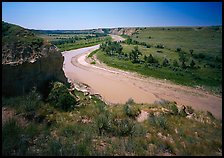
left=2, top=107, right=28, bottom=127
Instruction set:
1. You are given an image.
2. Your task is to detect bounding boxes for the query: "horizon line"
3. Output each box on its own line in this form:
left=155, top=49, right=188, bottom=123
left=3, top=20, right=222, bottom=31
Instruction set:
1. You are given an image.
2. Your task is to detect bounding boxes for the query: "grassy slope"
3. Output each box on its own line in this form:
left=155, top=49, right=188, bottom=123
left=132, top=27, right=222, bottom=55
left=2, top=85, right=222, bottom=156
left=96, top=27, right=222, bottom=94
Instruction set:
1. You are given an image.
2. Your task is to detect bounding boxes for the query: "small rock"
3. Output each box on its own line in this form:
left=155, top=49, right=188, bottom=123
left=175, top=128, right=178, bottom=134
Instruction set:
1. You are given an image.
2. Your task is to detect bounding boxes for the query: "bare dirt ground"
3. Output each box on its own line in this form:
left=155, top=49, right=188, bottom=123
left=62, top=35, right=222, bottom=120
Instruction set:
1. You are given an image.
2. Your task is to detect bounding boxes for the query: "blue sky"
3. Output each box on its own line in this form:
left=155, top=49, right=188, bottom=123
left=2, top=2, right=222, bottom=30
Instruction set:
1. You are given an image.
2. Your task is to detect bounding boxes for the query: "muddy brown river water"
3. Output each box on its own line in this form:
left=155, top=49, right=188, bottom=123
left=62, top=35, right=222, bottom=120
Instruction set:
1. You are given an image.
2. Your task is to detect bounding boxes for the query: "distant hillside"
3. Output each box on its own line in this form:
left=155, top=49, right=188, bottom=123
left=32, top=28, right=106, bottom=35
left=31, top=27, right=138, bottom=36
left=2, top=21, right=54, bottom=65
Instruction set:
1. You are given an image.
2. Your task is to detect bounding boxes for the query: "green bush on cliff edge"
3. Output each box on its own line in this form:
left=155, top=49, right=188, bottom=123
left=47, top=82, right=77, bottom=111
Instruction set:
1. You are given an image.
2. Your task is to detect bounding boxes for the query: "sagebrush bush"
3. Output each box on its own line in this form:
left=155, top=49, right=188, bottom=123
left=148, top=115, right=169, bottom=131
left=126, top=98, right=135, bottom=105
left=124, top=104, right=141, bottom=118
left=112, top=118, right=135, bottom=136
left=96, top=113, right=111, bottom=135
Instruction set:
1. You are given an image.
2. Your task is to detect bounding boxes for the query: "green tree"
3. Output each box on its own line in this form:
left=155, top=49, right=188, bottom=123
left=147, top=54, right=154, bottom=63
left=176, top=48, right=181, bottom=52
left=173, top=59, right=179, bottom=67
left=143, top=55, right=147, bottom=62
left=126, top=37, right=132, bottom=45
left=189, top=49, right=194, bottom=56
left=129, top=46, right=142, bottom=63
left=146, top=54, right=158, bottom=64
left=179, top=53, right=188, bottom=69
left=162, top=58, right=169, bottom=67
left=190, top=59, right=196, bottom=68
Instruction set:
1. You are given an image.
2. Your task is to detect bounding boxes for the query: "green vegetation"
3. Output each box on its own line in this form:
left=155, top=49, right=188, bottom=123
left=87, top=49, right=99, bottom=58
left=47, top=82, right=78, bottom=111
left=2, top=82, right=222, bottom=156
left=38, top=32, right=112, bottom=51
left=96, top=27, right=222, bottom=94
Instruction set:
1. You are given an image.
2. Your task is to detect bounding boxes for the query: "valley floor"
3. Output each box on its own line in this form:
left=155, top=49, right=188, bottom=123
left=62, top=36, right=222, bottom=120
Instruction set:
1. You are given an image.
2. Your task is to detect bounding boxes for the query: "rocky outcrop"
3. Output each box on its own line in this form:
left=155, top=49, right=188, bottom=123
left=2, top=21, right=67, bottom=98
left=2, top=45, right=67, bottom=98
left=109, top=28, right=137, bottom=36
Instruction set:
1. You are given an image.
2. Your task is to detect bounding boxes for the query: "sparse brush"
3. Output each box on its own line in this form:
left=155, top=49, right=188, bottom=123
left=126, top=98, right=135, bottom=105
left=124, top=104, right=141, bottom=118
left=148, top=115, right=169, bottom=131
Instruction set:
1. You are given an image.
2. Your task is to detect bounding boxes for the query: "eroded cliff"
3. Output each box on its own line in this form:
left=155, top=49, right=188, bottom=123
left=2, top=21, right=67, bottom=97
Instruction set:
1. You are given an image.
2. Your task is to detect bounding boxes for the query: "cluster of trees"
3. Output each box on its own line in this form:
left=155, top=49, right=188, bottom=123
left=100, top=41, right=197, bottom=70
left=144, top=54, right=159, bottom=65
left=100, top=41, right=143, bottom=63
left=129, top=46, right=142, bottom=63
left=100, top=41, right=123, bottom=56
left=51, top=38, right=77, bottom=45
left=176, top=48, right=197, bottom=69
left=52, top=36, right=106, bottom=46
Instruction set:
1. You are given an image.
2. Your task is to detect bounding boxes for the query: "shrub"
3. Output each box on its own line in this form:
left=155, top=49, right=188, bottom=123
left=124, top=104, right=141, bottom=118
left=96, top=113, right=111, bottom=135
left=126, top=37, right=132, bottom=45
left=207, top=111, right=215, bottom=120
left=186, top=106, right=194, bottom=114
left=90, top=61, right=96, bottom=64
left=173, top=59, right=179, bottom=67
left=2, top=118, right=22, bottom=155
left=112, top=118, right=135, bottom=136
left=157, top=50, right=163, bottom=53
left=61, top=124, right=77, bottom=137
left=156, top=44, right=164, bottom=49
left=22, top=88, right=42, bottom=119
left=176, top=48, right=181, bottom=52
left=179, top=106, right=187, bottom=117
left=132, top=124, right=147, bottom=137
left=126, top=98, right=135, bottom=105
left=47, top=82, right=77, bottom=111
left=167, top=103, right=178, bottom=115
left=189, top=59, right=196, bottom=68
left=162, top=58, right=169, bottom=67
left=189, top=49, right=194, bottom=56
left=47, top=139, right=62, bottom=156
left=148, top=115, right=169, bottom=131
left=129, top=46, right=142, bottom=63
left=146, top=54, right=159, bottom=64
